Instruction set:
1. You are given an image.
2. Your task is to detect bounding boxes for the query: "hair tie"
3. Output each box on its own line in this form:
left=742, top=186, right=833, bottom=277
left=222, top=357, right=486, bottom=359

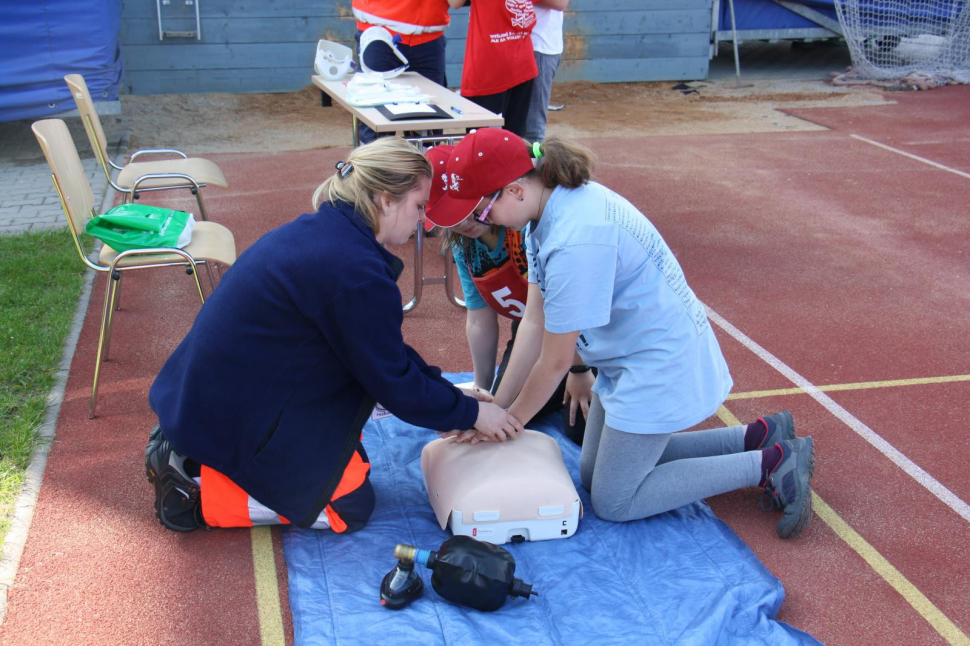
left=531, top=141, right=543, bottom=159
left=335, top=161, right=354, bottom=178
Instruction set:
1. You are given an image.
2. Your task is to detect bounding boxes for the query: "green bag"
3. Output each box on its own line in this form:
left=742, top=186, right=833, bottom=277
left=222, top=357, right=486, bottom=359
left=84, top=203, right=195, bottom=252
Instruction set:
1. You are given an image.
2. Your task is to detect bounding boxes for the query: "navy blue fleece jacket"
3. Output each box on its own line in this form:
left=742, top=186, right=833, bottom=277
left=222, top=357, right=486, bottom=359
left=149, top=200, right=478, bottom=526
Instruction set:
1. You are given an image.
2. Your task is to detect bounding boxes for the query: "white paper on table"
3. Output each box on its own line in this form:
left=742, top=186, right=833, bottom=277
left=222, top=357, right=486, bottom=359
left=384, top=103, right=438, bottom=116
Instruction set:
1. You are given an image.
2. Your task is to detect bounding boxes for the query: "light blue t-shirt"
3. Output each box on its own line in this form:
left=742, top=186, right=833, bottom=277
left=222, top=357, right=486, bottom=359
left=525, top=182, right=733, bottom=434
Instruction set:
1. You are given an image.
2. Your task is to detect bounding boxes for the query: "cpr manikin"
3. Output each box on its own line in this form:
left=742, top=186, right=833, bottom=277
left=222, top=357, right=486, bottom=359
left=421, top=430, right=582, bottom=544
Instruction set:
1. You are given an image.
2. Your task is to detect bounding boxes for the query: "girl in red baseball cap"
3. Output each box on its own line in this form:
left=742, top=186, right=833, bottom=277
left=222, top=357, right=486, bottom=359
left=424, top=143, right=589, bottom=444
left=440, top=128, right=816, bottom=539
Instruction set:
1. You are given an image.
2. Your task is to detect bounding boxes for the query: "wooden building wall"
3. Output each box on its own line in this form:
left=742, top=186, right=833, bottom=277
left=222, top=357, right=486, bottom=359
left=120, top=0, right=711, bottom=94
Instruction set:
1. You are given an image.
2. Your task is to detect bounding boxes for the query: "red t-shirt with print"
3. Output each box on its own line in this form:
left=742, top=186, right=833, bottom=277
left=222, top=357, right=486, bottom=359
left=461, top=0, right=539, bottom=97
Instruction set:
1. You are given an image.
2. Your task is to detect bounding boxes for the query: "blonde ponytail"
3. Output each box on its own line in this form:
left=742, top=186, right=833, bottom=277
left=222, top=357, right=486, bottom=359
left=312, top=137, right=432, bottom=233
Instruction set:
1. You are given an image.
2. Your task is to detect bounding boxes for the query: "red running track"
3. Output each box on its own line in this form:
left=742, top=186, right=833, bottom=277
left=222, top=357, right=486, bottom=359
left=2, top=87, right=968, bottom=645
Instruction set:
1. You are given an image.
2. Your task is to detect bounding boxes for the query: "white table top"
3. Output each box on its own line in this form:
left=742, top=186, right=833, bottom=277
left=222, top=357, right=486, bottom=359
left=312, top=72, right=504, bottom=133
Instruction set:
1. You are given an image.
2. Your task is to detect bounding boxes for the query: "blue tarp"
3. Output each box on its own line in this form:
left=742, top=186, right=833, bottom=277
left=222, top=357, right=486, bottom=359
left=0, top=0, right=123, bottom=123
left=283, top=373, right=820, bottom=646
left=717, top=0, right=962, bottom=32
left=719, top=0, right=839, bottom=31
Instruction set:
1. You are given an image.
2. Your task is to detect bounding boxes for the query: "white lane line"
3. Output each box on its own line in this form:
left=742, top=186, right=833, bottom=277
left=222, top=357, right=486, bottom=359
left=851, top=134, right=970, bottom=180
left=705, top=305, right=970, bottom=524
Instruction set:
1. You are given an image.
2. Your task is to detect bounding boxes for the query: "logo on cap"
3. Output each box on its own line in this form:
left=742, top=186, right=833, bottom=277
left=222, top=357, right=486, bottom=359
left=450, top=173, right=463, bottom=192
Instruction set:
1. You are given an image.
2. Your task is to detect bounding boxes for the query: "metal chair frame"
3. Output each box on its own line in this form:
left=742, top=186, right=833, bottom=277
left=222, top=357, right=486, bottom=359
left=48, top=168, right=217, bottom=418
left=81, top=112, right=213, bottom=221
left=66, top=74, right=215, bottom=221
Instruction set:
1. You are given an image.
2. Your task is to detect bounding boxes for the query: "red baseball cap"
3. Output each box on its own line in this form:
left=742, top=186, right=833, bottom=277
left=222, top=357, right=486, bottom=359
left=444, top=128, right=535, bottom=218
left=423, top=144, right=474, bottom=231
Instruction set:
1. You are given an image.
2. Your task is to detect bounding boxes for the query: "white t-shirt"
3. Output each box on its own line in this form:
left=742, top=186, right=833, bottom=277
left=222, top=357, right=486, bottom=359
left=525, top=182, right=733, bottom=434
left=531, top=6, right=564, bottom=55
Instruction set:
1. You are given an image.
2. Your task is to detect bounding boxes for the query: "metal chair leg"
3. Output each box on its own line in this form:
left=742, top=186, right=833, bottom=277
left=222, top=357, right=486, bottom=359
left=193, top=187, right=209, bottom=221
left=188, top=263, right=206, bottom=304
left=113, top=271, right=123, bottom=311
left=204, top=261, right=216, bottom=296
left=102, top=272, right=121, bottom=361
left=90, top=273, right=116, bottom=418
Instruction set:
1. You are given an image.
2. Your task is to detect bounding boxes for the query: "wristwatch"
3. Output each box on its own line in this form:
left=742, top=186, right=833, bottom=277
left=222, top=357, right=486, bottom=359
left=568, top=365, right=592, bottom=374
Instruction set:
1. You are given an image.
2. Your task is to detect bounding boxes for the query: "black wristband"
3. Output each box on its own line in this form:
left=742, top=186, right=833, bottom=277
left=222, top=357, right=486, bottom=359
left=568, top=365, right=592, bottom=373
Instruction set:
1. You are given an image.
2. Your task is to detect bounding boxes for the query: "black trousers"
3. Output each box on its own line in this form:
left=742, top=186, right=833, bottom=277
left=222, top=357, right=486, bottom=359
left=491, top=320, right=588, bottom=445
left=464, top=77, right=535, bottom=139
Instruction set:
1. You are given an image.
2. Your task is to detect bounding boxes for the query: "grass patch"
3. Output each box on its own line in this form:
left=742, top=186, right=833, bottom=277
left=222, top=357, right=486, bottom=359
left=0, top=229, right=86, bottom=542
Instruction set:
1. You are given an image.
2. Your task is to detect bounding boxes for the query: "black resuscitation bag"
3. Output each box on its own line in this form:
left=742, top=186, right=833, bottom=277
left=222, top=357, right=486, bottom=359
left=431, top=536, right=535, bottom=611
left=381, top=535, right=537, bottom=612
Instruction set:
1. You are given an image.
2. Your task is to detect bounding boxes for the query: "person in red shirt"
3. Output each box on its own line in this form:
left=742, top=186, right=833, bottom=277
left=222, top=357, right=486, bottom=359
left=449, top=0, right=541, bottom=137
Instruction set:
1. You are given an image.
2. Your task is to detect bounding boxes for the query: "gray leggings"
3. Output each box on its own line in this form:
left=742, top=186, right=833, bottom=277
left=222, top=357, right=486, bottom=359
left=579, top=394, right=762, bottom=522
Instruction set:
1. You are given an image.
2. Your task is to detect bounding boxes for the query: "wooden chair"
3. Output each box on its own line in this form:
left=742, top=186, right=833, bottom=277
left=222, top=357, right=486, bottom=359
left=65, top=73, right=227, bottom=221
left=32, top=119, right=237, bottom=419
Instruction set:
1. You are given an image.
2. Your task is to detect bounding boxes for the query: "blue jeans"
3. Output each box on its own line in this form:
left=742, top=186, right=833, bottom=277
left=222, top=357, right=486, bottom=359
left=354, top=31, right=447, bottom=145
left=524, top=51, right=561, bottom=142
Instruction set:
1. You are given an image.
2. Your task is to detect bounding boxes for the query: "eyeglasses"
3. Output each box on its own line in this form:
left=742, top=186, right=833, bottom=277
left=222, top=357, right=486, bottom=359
left=472, top=190, right=501, bottom=225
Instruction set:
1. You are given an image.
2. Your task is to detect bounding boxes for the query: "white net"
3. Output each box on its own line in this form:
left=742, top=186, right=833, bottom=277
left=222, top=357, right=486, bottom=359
left=835, top=0, right=970, bottom=82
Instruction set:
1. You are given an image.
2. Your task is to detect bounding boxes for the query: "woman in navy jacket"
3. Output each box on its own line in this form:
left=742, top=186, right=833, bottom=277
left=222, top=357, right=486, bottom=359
left=147, top=137, right=523, bottom=532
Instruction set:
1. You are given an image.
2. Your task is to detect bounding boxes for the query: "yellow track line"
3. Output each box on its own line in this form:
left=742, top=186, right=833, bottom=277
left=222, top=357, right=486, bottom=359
left=812, top=495, right=969, bottom=646
left=252, top=526, right=286, bottom=646
left=727, top=374, right=970, bottom=401
left=716, top=406, right=970, bottom=645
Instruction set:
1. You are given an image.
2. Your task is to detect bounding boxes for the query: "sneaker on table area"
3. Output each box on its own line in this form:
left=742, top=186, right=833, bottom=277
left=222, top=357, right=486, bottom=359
left=145, top=424, right=205, bottom=532
left=761, top=436, right=815, bottom=539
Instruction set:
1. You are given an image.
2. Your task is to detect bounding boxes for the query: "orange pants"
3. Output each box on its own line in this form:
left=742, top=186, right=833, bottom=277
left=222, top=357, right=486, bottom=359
left=200, top=445, right=373, bottom=532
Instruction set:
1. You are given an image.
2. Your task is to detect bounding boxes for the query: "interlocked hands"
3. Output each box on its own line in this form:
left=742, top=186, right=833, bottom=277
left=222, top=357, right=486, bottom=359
left=437, top=387, right=524, bottom=444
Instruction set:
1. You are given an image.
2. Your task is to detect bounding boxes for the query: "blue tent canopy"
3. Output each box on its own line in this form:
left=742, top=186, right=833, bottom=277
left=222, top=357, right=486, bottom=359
left=719, top=0, right=839, bottom=32
left=0, top=0, right=122, bottom=123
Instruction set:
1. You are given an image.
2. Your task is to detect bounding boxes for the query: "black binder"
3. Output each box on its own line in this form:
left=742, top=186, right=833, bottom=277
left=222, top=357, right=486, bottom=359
left=375, top=103, right=453, bottom=121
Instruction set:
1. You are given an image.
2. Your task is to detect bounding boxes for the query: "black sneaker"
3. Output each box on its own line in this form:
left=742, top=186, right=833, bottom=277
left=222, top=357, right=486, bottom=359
left=145, top=425, right=205, bottom=532
left=756, top=411, right=815, bottom=479
left=760, top=437, right=815, bottom=539
left=755, top=411, right=795, bottom=449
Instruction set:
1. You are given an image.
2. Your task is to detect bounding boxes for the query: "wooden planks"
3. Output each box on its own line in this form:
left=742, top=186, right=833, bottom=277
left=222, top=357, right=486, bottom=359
left=121, top=0, right=711, bottom=94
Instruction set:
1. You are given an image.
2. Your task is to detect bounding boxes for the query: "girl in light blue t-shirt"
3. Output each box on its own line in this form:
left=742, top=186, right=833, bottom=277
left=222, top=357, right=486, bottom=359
left=431, top=128, right=817, bottom=539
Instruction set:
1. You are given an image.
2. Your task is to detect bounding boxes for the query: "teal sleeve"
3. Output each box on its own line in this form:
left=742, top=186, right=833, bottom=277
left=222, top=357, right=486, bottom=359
left=452, top=242, right=488, bottom=310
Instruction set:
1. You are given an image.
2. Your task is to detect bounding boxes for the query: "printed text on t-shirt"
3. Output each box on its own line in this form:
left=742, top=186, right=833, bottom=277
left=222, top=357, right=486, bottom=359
left=604, top=191, right=709, bottom=336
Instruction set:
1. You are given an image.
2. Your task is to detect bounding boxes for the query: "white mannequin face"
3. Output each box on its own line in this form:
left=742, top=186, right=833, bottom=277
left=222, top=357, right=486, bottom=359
left=375, top=176, right=431, bottom=246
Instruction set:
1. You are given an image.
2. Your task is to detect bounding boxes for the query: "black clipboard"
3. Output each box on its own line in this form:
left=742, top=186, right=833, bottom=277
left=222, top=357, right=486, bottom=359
left=375, top=103, right=453, bottom=121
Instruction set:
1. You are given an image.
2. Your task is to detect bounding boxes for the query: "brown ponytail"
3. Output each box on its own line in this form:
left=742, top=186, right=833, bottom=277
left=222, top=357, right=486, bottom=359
left=533, top=136, right=595, bottom=189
